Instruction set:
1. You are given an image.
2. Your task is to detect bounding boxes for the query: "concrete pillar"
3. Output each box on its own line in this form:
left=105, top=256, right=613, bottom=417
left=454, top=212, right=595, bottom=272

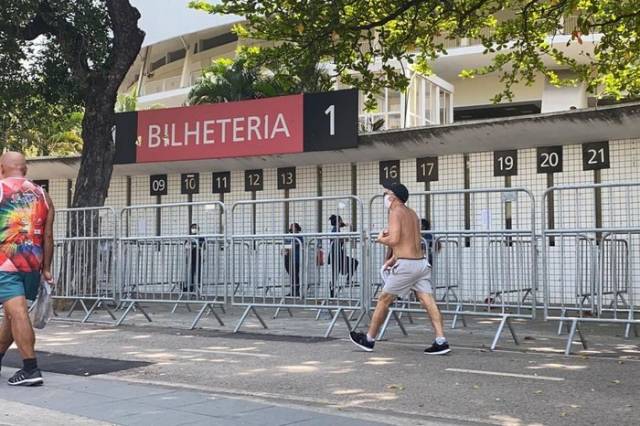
left=180, top=37, right=193, bottom=88
left=541, top=72, right=588, bottom=113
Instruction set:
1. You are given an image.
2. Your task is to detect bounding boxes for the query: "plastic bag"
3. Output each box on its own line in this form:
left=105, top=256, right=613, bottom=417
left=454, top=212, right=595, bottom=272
left=30, top=282, right=53, bottom=329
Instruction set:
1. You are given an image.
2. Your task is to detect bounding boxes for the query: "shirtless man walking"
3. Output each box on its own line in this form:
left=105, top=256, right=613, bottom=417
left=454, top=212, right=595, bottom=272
left=349, top=183, right=450, bottom=354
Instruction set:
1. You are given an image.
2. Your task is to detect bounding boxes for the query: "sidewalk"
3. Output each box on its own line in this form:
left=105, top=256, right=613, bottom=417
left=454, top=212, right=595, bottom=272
left=0, top=368, right=389, bottom=426
left=3, top=306, right=638, bottom=426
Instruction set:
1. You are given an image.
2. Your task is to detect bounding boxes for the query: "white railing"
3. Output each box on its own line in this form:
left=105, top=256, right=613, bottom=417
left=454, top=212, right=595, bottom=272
left=141, top=76, right=183, bottom=96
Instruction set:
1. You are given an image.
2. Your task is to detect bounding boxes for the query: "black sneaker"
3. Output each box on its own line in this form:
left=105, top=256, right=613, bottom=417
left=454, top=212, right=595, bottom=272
left=8, top=369, right=44, bottom=386
left=349, top=331, right=375, bottom=352
left=424, top=341, right=451, bottom=355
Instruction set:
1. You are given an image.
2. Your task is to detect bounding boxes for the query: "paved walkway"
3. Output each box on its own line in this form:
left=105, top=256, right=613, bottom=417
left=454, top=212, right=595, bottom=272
left=0, top=368, right=389, bottom=426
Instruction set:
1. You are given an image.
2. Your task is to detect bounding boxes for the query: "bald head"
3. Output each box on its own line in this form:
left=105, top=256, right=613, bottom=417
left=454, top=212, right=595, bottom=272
left=1, top=152, right=27, bottom=178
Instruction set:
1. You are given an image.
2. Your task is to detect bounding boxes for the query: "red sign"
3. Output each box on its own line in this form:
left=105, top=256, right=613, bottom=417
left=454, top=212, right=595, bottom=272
left=136, top=94, right=303, bottom=163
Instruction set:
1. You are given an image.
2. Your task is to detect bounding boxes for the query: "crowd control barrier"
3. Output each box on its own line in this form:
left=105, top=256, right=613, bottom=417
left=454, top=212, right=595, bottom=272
left=52, top=207, right=118, bottom=324
left=116, top=201, right=227, bottom=328
left=229, top=195, right=367, bottom=337
left=542, top=182, right=640, bottom=354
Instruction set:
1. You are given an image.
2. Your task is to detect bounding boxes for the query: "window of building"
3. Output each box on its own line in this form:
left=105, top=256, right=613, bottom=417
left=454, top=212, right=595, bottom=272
left=199, top=33, right=239, bottom=53
left=167, top=48, right=186, bottom=63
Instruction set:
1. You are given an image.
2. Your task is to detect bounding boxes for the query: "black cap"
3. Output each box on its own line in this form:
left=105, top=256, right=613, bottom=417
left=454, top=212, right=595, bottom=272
left=329, top=215, right=346, bottom=227
left=384, top=182, right=409, bottom=203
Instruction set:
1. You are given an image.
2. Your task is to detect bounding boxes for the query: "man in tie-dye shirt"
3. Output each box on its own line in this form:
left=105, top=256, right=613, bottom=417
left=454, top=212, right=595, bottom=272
left=0, top=152, right=55, bottom=386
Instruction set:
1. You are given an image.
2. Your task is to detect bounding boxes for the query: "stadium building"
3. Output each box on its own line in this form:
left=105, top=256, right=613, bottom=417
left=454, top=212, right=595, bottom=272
left=27, top=0, right=640, bottom=342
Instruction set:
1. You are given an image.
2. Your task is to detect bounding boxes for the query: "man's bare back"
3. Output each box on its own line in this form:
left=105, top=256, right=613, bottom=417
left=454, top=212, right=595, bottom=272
left=385, top=205, right=423, bottom=260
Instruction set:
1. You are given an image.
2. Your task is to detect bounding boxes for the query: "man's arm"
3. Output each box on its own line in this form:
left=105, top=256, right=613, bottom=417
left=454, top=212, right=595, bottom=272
left=377, top=209, right=401, bottom=247
left=384, top=247, right=393, bottom=261
left=42, top=192, right=55, bottom=283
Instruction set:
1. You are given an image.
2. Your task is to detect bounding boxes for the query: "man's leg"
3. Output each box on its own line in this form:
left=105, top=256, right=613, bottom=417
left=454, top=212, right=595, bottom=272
left=0, top=315, right=13, bottom=372
left=415, top=291, right=450, bottom=354
left=367, top=292, right=397, bottom=339
left=2, top=297, right=35, bottom=359
left=350, top=292, right=397, bottom=351
left=0, top=315, right=14, bottom=351
left=415, top=291, right=445, bottom=339
left=2, top=296, right=43, bottom=385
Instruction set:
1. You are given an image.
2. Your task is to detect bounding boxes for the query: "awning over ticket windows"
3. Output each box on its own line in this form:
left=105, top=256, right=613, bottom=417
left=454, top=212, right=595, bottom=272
left=26, top=101, right=640, bottom=180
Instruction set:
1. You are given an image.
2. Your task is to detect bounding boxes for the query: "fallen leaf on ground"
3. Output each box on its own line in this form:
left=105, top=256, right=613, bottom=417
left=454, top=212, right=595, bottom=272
left=386, top=384, right=405, bottom=391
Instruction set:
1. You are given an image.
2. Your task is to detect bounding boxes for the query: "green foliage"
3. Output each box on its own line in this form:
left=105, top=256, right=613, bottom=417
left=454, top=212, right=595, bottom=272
left=188, top=52, right=333, bottom=105
left=191, top=0, right=640, bottom=103
left=2, top=98, right=83, bottom=157
left=116, top=88, right=139, bottom=113
left=1, top=1, right=143, bottom=168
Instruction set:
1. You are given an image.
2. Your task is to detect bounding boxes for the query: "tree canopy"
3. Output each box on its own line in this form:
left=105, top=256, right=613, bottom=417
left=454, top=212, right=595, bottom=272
left=188, top=53, right=333, bottom=105
left=1, top=1, right=144, bottom=207
left=191, top=0, right=640, bottom=104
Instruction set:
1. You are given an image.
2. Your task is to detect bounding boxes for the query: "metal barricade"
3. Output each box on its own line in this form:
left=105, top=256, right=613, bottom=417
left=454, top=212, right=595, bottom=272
left=52, top=207, right=118, bottom=324
left=116, top=201, right=226, bottom=329
left=230, top=195, right=366, bottom=337
left=542, top=183, right=640, bottom=354
left=366, top=189, right=537, bottom=350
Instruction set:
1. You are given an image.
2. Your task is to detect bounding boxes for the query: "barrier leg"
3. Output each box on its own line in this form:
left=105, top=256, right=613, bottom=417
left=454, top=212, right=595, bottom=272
left=324, top=308, right=351, bottom=338
left=405, top=312, right=415, bottom=325
left=81, top=300, right=100, bottom=323
left=557, top=308, right=567, bottom=335
left=81, top=300, right=118, bottom=325
left=506, top=317, right=519, bottom=346
left=273, top=300, right=293, bottom=319
left=191, top=303, right=224, bottom=330
left=315, top=300, right=329, bottom=320
left=102, top=302, right=118, bottom=321
left=565, top=318, right=588, bottom=356
left=136, top=303, right=153, bottom=323
left=490, top=316, right=519, bottom=351
left=171, top=293, right=191, bottom=314
left=353, top=309, right=368, bottom=329
left=234, top=305, right=267, bottom=333
left=377, top=310, right=393, bottom=340
left=451, top=304, right=467, bottom=329
left=115, top=302, right=135, bottom=326
left=66, top=299, right=80, bottom=318
left=348, top=309, right=358, bottom=321
left=624, top=310, right=638, bottom=339
left=81, top=300, right=98, bottom=323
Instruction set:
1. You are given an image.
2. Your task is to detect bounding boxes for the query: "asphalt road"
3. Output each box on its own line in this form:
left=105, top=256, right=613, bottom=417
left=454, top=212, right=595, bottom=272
left=7, top=313, right=637, bottom=426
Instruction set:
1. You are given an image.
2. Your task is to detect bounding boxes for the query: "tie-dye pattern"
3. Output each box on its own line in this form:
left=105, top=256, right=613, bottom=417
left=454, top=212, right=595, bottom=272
left=0, top=178, right=49, bottom=273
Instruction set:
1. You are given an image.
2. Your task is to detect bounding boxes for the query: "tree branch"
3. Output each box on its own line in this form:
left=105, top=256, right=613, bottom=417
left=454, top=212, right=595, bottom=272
left=349, top=0, right=429, bottom=31
left=592, top=11, right=640, bottom=28
left=102, top=0, right=145, bottom=95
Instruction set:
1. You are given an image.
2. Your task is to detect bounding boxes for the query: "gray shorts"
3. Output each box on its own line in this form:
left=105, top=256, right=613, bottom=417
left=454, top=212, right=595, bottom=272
left=381, top=258, right=433, bottom=298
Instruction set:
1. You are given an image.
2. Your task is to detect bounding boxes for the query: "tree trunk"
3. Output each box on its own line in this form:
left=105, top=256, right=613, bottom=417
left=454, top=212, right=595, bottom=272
left=64, top=1, right=144, bottom=300
left=72, top=99, right=116, bottom=208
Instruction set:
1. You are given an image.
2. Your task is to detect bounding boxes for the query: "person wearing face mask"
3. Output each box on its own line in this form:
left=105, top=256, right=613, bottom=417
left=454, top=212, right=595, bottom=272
left=350, top=183, right=450, bottom=355
left=283, top=223, right=303, bottom=297
left=186, top=223, right=204, bottom=293
left=328, top=215, right=359, bottom=298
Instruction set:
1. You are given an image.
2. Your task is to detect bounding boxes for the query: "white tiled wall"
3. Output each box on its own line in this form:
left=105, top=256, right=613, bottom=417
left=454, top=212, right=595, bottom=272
left=53, top=138, right=640, bottom=309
